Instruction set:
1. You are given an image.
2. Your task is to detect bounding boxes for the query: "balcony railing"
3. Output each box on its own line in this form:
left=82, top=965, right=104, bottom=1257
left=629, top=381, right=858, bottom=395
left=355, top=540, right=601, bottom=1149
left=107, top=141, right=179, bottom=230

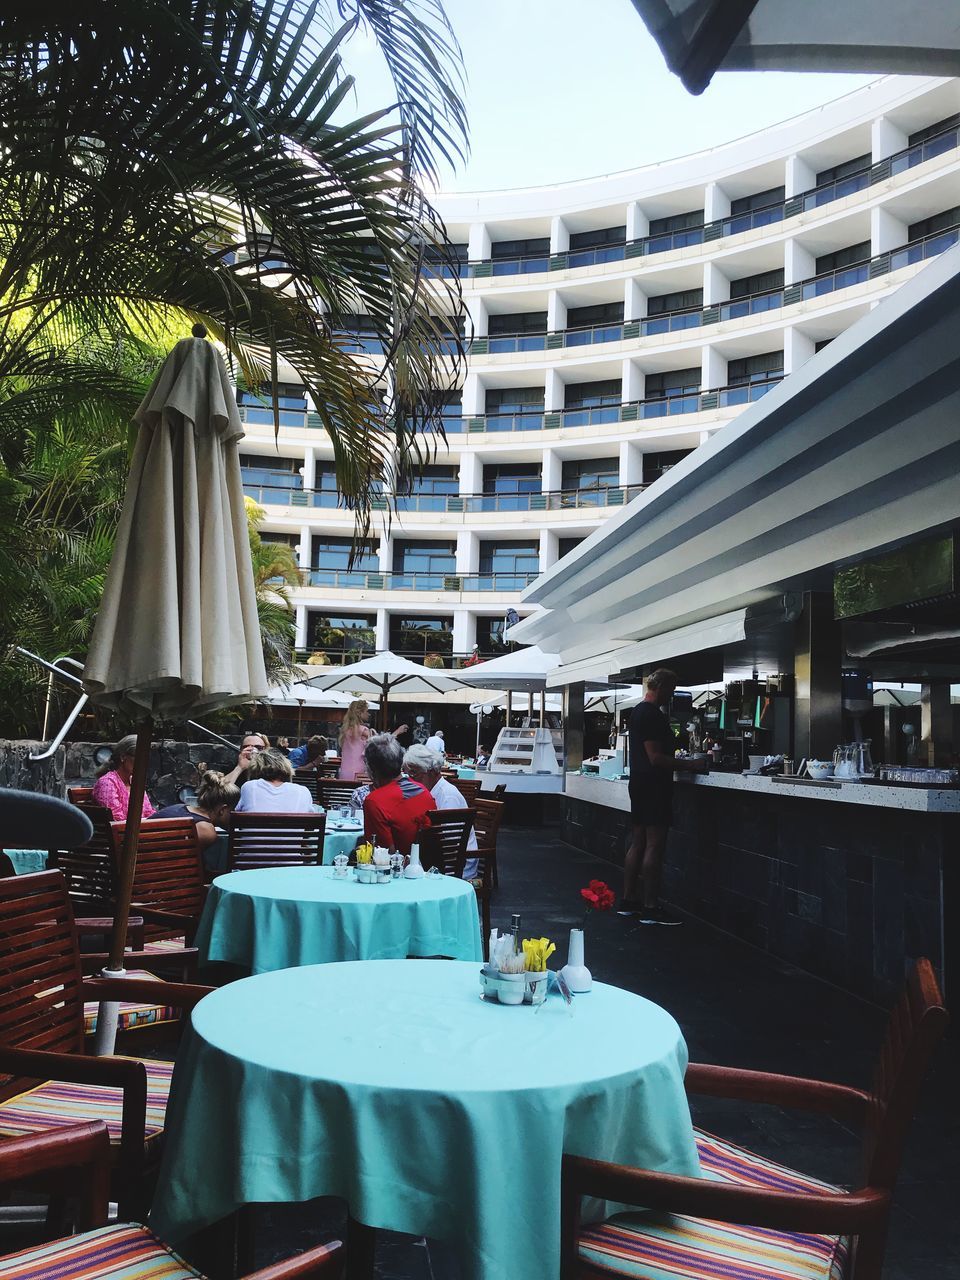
left=302, top=569, right=540, bottom=592
left=462, top=485, right=645, bottom=512
left=296, top=646, right=520, bottom=669
left=458, top=124, right=960, bottom=278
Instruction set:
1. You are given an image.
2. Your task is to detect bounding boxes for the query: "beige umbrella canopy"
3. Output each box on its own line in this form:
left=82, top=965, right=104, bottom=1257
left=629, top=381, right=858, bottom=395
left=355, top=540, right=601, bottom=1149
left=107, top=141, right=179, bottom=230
left=83, top=327, right=267, bottom=1044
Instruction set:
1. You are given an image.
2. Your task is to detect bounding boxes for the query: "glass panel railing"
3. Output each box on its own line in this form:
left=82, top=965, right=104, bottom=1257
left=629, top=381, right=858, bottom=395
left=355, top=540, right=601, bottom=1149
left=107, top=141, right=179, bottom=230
left=888, top=225, right=960, bottom=271
left=482, top=411, right=544, bottom=432
left=566, top=243, right=627, bottom=269
left=240, top=407, right=309, bottom=428
left=560, top=404, right=621, bottom=427
left=640, top=309, right=703, bottom=336
left=390, top=572, right=454, bottom=591
left=716, top=290, right=784, bottom=321
left=468, top=255, right=550, bottom=277
left=799, top=261, right=870, bottom=300
left=644, top=226, right=705, bottom=254
left=394, top=493, right=457, bottom=512
left=336, top=334, right=384, bottom=355
left=471, top=492, right=543, bottom=512
left=306, top=569, right=380, bottom=589
left=799, top=170, right=870, bottom=211
left=421, top=261, right=469, bottom=279
left=563, top=322, right=624, bottom=347
left=310, top=490, right=343, bottom=508
left=462, top=573, right=540, bottom=592
left=241, top=480, right=304, bottom=505
left=485, top=333, right=548, bottom=354
left=718, top=204, right=785, bottom=236
left=890, top=125, right=960, bottom=176
left=717, top=377, right=783, bottom=407
left=639, top=393, right=701, bottom=419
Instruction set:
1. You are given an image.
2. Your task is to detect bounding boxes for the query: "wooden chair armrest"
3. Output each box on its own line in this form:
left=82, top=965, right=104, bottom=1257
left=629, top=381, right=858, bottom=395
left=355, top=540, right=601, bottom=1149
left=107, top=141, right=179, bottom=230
left=243, top=1239, right=344, bottom=1280
left=80, top=946, right=199, bottom=967
left=81, top=977, right=213, bottom=1009
left=75, top=916, right=144, bottom=934
left=0, top=1048, right=147, bottom=1176
left=0, top=1122, right=111, bottom=1229
left=562, top=1154, right=889, bottom=1237
left=685, top=1062, right=870, bottom=1124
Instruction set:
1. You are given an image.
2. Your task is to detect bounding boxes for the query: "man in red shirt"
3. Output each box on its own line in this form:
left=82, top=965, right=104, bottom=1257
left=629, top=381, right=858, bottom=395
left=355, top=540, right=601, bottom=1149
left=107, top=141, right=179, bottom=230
left=362, top=733, right=433, bottom=854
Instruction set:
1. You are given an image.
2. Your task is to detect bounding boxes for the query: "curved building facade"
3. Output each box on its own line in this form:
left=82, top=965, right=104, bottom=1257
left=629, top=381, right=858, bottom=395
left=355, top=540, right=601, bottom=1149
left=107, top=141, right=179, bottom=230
left=239, top=75, right=960, bottom=669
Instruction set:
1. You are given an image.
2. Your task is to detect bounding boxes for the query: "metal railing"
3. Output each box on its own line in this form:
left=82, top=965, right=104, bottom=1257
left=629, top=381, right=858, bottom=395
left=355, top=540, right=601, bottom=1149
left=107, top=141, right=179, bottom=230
left=302, top=569, right=540, bottom=592
left=295, top=646, right=517, bottom=669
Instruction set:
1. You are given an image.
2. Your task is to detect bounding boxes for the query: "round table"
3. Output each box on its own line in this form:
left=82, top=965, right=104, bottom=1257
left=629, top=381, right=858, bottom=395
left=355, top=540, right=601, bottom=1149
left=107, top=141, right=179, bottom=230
left=193, top=867, right=483, bottom=972
left=320, top=819, right=364, bottom=864
left=150, top=961, right=699, bottom=1280
left=2, top=849, right=49, bottom=875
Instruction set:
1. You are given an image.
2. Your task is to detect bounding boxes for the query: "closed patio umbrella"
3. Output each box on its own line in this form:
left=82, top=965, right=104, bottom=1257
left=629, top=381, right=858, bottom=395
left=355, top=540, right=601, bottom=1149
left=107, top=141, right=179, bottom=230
left=83, top=325, right=267, bottom=1048
left=303, top=651, right=464, bottom=729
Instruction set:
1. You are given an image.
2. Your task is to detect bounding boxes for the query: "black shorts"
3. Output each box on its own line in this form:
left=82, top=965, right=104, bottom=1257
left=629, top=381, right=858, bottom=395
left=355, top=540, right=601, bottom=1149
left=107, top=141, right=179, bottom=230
left=629, top=775, right=673, bottom=827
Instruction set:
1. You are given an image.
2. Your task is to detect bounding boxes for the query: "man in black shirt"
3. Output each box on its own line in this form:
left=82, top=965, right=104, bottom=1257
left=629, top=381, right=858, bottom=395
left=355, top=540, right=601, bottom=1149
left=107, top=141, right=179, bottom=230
left=621, top=668, right=705, bottom=925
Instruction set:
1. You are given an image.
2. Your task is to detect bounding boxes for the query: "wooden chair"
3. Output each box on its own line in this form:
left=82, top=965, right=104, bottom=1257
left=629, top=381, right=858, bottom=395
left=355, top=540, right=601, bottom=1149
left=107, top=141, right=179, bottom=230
left=66, top=786, right=94, bottom=805
left=0, top=870, right=211, bottom=1219
left=55, top=802, right=116, bottom=915
left=0, top=1121, right=344, bottom=1278
left=419, top=808, right=490, bottom=952
left=317, top=778, right=361, bottom=809
left=491, top=783, right=507, bottom=800
left=473, top=797, right=505, bottom=889
left=227, top=812, right=326, bottom=870
left=561, top=958, right=949, bottom=1280
left=454, top=778, right=483, bottom=805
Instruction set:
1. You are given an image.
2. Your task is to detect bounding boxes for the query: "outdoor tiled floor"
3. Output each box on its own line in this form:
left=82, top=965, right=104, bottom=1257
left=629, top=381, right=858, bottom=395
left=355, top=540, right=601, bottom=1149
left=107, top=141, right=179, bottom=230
left=251, top=820, right=958, bottom=1279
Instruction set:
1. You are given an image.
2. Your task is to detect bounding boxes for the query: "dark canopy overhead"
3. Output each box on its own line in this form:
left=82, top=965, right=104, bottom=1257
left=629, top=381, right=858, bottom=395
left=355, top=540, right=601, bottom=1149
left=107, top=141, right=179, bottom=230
left=630, top=0, right=960, bottom=94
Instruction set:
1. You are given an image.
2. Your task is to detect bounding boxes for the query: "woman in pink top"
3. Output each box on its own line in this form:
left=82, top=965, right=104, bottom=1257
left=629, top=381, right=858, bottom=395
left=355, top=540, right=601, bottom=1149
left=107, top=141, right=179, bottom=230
left=337, top=699, right=409, bottom=780
left=90, top=734, right=156, bottom=822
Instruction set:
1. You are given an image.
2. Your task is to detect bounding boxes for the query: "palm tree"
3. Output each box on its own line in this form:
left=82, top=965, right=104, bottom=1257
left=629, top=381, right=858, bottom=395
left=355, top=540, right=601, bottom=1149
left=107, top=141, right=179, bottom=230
left=245, top=498, right=303, bottom=688
left=0, top=2, right=468, bottom=535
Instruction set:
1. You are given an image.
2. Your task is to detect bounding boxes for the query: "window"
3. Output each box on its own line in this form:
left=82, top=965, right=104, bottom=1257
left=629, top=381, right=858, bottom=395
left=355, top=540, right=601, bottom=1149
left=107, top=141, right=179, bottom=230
left=565, top=301, right=624, bottom=330
left=730, top=186, right=785, bottom=215
left=908, top=113, right=960, bottom=147
left=478, top=540, right=540, bottom=576
left=307, top=613, right=376, bottom=655
left=482, top=463, right=542, bottom=496
left=569, top=225, right=626, bottom=249
left=396, top=466, right=459, bottom=510
left=561, top=458, right=619, bottom=491
left=423, top=243, right=468, bottom=277
left=475, top=615, right=516, bottom=654
left=727, top=351, right=784, bottom=386
left=644, top=449, right=694, bottom=481
left=815, top=339, right=834, bottom=353
left=389, top=616, right=453, bottom=656
left=392, top=540, right=457, bottom=576
left=645, top=368, right=701, bottom=399
left=487, top=312, right=548, bottom=336
left=564, top=379, right=621, bottom=409
left=490, top=236, right=550, bottom=260
left=311, top=536, right=377, bottom=572
left=648, top=210, right=703, bottom=235
left=908, top=206, right=960, bottom=240
left=485, top=387, right=544, bottom=415
left=646, top=288, right=703, bottom=316
left=815, top=241, right=871, bottom=275
left=815, top=154, right=871, bottom=186
left=311, top=462, right=340, bottom=507
left=260, top=532, right=300, bottom=549
left=729, top=269, right=784, bottom=300
left=558, top=537, right=585, bottom=560
left=239, top=453, right=301, bottom=495
left=237, top=382, right=308, bottom=428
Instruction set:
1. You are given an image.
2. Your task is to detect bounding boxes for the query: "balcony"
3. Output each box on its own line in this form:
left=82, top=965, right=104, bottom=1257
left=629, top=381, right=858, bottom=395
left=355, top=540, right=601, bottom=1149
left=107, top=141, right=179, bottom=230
left=301, top=569, right=540, bottom=593
left=460, top=124, right=960, bottom=279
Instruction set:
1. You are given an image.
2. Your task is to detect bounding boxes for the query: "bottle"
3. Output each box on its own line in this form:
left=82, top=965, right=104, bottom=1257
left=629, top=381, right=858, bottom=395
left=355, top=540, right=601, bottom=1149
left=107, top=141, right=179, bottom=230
left=510, top=913, right=522, bottom=954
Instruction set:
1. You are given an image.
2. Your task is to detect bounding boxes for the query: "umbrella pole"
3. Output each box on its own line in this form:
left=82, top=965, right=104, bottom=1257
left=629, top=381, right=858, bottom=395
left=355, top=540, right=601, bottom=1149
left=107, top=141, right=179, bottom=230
left=381, top=686, right=389, bottom=732
left=93, top=716, right=152, bottom=1055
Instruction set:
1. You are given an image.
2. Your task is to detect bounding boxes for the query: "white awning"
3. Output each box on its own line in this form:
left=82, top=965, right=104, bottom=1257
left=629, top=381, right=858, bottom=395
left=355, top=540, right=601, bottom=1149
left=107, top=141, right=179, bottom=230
left=613, top=608, right=752, bottom=672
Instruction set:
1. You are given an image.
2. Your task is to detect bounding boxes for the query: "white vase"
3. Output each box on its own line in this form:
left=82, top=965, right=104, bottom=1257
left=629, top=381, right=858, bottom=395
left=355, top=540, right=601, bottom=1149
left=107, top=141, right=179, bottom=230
left=403, top=842, right=424, bottom=879
left=560, top=927, right=592, bottom=994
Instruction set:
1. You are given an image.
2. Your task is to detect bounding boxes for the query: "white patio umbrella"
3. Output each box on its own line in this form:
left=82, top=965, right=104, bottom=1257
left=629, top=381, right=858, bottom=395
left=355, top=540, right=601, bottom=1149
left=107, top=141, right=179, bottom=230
left=584, top=685, right=647, bottom=714
left=303, top=651, right=464, bottom=728
left=83, top=325, right=267, bottom=1048
left=453, top=646, right=561, bottom=692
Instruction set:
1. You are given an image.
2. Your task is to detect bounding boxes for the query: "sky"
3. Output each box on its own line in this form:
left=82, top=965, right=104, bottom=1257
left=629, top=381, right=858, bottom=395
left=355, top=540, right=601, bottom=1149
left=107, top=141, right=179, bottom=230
left=341, top=0, right=887, bottom=193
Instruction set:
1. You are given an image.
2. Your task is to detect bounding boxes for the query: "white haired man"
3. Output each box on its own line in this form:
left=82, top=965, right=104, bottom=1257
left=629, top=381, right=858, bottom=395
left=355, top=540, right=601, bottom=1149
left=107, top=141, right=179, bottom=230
left=403, top=743, right=479, bottom=879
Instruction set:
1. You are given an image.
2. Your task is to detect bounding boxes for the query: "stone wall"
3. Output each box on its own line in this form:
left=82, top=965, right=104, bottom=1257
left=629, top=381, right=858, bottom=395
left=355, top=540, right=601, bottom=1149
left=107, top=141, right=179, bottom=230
left=0, top=739, right=238, bottom=809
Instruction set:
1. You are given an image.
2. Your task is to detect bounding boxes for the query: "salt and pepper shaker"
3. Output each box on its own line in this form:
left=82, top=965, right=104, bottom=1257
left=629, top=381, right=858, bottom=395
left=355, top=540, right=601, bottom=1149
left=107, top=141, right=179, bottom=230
left=510, top=913, right=522, bottom=954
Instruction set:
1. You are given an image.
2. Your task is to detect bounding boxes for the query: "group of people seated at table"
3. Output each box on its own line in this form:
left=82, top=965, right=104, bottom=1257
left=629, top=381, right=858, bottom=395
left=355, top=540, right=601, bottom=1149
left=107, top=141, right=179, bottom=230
left=89, top=723, right=478, bottom=877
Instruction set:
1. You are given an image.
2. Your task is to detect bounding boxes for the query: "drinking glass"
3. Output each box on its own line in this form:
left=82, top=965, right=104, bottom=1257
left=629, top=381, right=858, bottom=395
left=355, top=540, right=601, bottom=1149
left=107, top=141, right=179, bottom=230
left=333, top=854, right=349, bottom=878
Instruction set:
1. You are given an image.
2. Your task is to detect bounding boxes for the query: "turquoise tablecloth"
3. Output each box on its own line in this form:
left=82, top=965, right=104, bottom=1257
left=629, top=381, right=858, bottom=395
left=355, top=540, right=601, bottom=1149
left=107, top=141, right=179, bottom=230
left=456, top=765, right=476, bottom=779
left=3, top=849, right=49, bottom=874
left=193, top=867, right=482, bottom=972
left=320, top=821, right=363, bottom=864
left=151, top=960, right=699, bottom=1280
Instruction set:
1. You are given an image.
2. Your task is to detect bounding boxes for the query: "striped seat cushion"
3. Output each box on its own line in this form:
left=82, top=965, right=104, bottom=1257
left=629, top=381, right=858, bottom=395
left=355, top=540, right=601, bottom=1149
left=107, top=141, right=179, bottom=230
left=0, top=1222, right=202, bottom=1279
left=142, top=937, right=187, bottom=954
left=578, top=1128, right=850, bottom=1280
left=0, top=1058, right=173, bottom=1148
left=83, top=970, right=180, bottom=1037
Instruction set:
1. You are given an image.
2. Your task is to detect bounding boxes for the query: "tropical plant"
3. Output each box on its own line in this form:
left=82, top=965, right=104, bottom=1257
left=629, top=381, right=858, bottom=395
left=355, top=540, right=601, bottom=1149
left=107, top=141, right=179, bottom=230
left=0, top=1, right=468, bottom=537
left=245, top=498, right=303, bottom=688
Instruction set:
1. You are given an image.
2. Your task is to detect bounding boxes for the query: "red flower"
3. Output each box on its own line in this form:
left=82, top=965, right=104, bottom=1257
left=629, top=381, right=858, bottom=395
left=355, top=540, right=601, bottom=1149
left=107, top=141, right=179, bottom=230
left=580, top=880, right=615, bottom=915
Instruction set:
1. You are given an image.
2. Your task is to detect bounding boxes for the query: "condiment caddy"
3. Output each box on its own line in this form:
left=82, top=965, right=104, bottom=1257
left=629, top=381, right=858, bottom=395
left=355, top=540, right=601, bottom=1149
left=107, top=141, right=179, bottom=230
left=479, top=923, right=556, bottom=1006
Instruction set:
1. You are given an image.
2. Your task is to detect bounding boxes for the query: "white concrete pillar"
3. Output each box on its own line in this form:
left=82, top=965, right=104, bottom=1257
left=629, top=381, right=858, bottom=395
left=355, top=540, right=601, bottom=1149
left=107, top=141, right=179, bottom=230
left=468, top=221, right=491, bottom=261
left=625, top=277, right=646, bottom=321
left=704, top=181, right=730, bottom=224
left=465, top=295, right=487, bottom=339
left=785, top=154, right=815, bottom=198
left=456, top=529, right=479, bottom=573
left=701, top=344, right=725, bottom=392
left=542, top=448, right=562, bottom=494
left=547, top=291, right=566, bottom=333
left=298, top=523, right=312, bottom=570
left=622, top=358, right=644, bottom=404
left=458, top=450, right=481, bottom=494
left=626, top=201, right=648, bottom=243
left=375, top=608, right=389, bottom=651
left=377, top=534, right=392, bottom=573
left=539, top=528, right=557, bottom=572
left=785, top=238, right=815, bottom=285
left=545, top=368, right=565, bottom=413
left=872, top=116, right=907, bottom=162
left=550, top=215, right=569, bottom=254
left=872, top=205, right=907, bottom=255
left=461, top=372, right=484, bottom=416
left=784, top=326, right=815, bottom=376
left=295, top=605, right=308, bottom=649
left=703, top=260, right=729, bottom=306
left=300, top=445, right=316, bottom=491
left=619, top=441, right=643, bottom=487
left=453, top=609, right=473, bottom=655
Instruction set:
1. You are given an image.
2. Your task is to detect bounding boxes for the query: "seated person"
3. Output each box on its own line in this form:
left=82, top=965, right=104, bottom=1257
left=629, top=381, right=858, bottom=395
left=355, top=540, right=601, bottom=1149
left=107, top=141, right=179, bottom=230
left=235, top=748, right=313, bottom=813
left=403, top=744, right=479, bottom=879
left=91, top=734, right=155, bottom=821
left=475, top=742, right=493, bottom=769
left=153, top=770, right=239, bottom=851
left=350, top=782, right=371, bottom=811
left=288, top=734, right=326, bottom=772
left=361, top=734, right=433, bottom=855
left=217, top=731, right=271, bottom=788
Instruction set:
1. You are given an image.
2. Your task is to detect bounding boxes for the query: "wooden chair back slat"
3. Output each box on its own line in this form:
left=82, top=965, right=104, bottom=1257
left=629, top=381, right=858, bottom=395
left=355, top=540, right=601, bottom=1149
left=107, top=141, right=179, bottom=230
left=66, top=787, right=94, bottom=806
left=864, top=957, right=949, bottom=1189
left=472, top=798, right=505, bottom=851
left=420, top=809, right=475, bottom=878
left=56, top=803, right=116, bottom=913
left=317, top=779, right=360, bottom=809
left=227, top=813, right=326, bottom=871
left=109, top=819, right=205, bottom=941
left=0, top=872, right=84, bottom=1057
left=491, top=783, right=507, bottom=799
left=454, top=779, right=483, bottom=805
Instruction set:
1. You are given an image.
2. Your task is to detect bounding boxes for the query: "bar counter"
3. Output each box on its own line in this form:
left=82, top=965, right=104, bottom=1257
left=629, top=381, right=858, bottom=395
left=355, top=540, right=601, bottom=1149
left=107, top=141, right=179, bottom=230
left=563, top=771, right=957, bottom=1004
